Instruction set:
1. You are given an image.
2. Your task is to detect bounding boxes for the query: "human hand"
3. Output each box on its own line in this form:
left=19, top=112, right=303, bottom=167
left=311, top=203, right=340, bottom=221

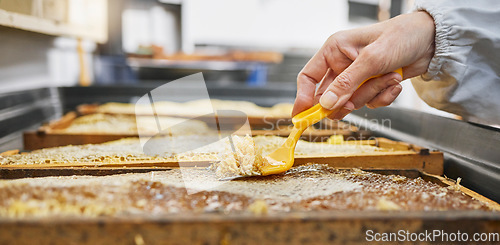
left=292, top=11, right=435, bottom=119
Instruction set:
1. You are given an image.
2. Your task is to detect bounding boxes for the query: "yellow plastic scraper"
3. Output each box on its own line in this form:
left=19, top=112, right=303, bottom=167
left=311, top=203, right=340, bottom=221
left=260, top=68, right=403, bottom=176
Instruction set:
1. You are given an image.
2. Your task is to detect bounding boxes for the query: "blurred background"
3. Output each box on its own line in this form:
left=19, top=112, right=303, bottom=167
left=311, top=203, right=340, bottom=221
left=0, top=0, right=452, bottom=116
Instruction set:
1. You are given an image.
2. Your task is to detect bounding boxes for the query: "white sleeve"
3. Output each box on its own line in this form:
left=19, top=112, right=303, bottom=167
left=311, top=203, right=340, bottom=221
left=410, top=0, right=500, bottom=125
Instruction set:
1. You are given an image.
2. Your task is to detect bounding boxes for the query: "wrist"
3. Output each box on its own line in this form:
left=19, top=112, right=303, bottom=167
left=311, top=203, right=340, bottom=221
left=415, top=11, right=436, bottom=78
left=417, top=11, right=435, bottom=53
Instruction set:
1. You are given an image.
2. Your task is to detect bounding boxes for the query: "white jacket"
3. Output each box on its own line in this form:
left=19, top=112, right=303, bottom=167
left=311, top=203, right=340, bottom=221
left=411, top=0, right=500, bottom=125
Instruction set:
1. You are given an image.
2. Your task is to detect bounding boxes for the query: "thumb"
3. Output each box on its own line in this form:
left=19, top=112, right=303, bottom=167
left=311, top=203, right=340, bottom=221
left=319, top=58, right=378, bottom=111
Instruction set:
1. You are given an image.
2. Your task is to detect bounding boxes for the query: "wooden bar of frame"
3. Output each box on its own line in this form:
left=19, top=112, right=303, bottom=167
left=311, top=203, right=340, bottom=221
left=23, top=110, right=361, bottom=150
left=4, top=137, right=444, bottom=175
left=23, top=129, right=357, bottom=150
left=1, top=210, right=499, bottom=245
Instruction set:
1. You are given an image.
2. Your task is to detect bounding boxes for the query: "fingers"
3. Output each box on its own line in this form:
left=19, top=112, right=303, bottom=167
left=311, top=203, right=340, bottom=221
left=292, top=77, right=317, bottom=117
left=349, top=72, right=402, bottom=109
left=292, top=51, right=331, bottom=117
left=328, top=83, right=403, bottom=121
left=366, top=83, right=402, bottom=109
left=318, top=55, right=379, bottom=111
left=329, top=101, right=355, bottom=120
left=293, top=33, right=355, bottom=116
left=293, top=11, right=435, bottom=120
left=329, top=83, right=402, bottom=120
left=314, top=69, right=336, bottom=104
left=327, top=71, right=402, bottom=120
left=294, top=29, right=400, bottom=116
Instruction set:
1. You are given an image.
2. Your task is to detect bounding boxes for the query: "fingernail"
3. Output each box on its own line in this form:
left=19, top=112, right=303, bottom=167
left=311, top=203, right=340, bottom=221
left=390, top=78, right=400, bottom=85
left=343, top=101, right=355, bottom=111
left=319, top=91, right=338, bottom=110
left=343, top=106, right=354, bottom=111
left=391, top=84, right=403, bottom=96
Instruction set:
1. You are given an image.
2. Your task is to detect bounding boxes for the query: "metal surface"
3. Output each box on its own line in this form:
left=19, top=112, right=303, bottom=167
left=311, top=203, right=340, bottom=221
left=348, top=107, right=500, bottom=203
left=0, top=88, right=60, bottom=152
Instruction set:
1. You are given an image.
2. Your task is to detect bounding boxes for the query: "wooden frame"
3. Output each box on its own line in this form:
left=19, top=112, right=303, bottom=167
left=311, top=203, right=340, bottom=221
left=23, top=111, right=361, bottom=150
left=1, top=211, right=499, bottom=245
left=6, top=137, right=444, bottom=175
left=0, top=169, right=497, bottom=244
